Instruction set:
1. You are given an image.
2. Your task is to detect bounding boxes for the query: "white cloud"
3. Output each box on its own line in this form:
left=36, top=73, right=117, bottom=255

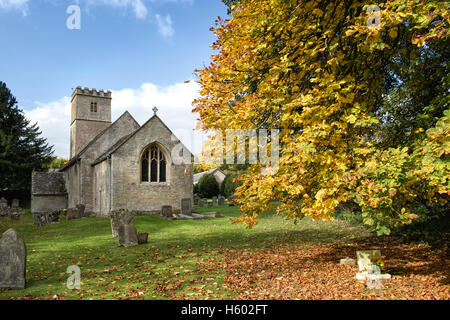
left=85, top=0, right=148, bottom=19
left=24, top=81, right=202, bottom=159
left=0, top=0, right=28, bottom=15
left=24, top=97, right=71, bottom=159
left=154, top=13, right=174, bottom=38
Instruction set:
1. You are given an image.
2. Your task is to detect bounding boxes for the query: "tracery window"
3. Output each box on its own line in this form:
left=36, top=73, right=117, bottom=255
left=141, top=145, right=167, bottom=183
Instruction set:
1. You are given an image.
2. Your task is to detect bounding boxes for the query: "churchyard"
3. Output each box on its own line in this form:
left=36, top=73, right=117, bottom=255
left=1, top=203, right=448, bottom=300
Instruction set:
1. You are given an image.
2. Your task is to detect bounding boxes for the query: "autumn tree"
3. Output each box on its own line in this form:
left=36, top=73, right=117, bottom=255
left=193, top=0, right=449, bottom=235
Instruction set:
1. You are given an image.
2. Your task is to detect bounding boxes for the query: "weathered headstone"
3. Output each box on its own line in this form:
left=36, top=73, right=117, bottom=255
left=218, top=196, right=225, bottom=206
left=10, top=210, right=20, bottom=221
left=33, top=213, right=47, bottom=226
left=212, top=196, right=217, bottom=205
left=66, top=208, right=79, bottom=220
left=137, top=233, right=148, bottom=245
left=11, top=199, right=20, bottom=208
left=0, top=197, right=8, bottom=209
left=193, top=195, right=199, bottom=205
left=110, top=210, right=136, bottom=237
left=181, top=198, right=192, bottom=215
left=76, top=204, right=85, bottom=218
left=161, top=205, right=173, bottom=218
left=201, top=212, right=222, bottom=218
left=198, top=200, right=204, bottom=207
left=356, top=250, right=382, bottom=272
left=0, top=229, right=26, bottom=289
left=48, top=211, right=60, bottom=224
left=207, top=201, right=213, bottom=207
left=118, top=224, right=138, bottom=247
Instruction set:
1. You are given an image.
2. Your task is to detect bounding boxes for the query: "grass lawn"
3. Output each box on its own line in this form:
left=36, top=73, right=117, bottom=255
left=0, top=205, right=448, bottom=300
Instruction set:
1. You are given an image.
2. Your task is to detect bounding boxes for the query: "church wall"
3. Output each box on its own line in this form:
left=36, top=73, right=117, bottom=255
left=65, top=162, right=79, bottom=209
left=93, top=160, right=110, bottom=217
left=110, top=117, right=193, bottom=214
left=79, top=112, right=140, bottom=215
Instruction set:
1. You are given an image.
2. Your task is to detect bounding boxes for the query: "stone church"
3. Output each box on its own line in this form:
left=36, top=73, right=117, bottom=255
left=31, top=87, right=193, bottom=217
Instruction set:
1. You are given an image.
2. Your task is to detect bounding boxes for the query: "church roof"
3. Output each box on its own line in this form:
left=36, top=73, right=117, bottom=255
left=91, top=132, right=134, bottom=166
left=32, top=171, right=67, bottom=195
left=60, top=111, right=139, bottom=171
left=193, top=168, right=226, bottom=185
left=91, top=114, right=193, bottom=166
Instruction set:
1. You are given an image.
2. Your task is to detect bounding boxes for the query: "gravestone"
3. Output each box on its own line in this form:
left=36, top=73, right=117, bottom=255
left=340, top=257, right=356, bottom=266
left=66, top=208, right=79, bottom=220
left=11, top=199, right=20, bottom=208
left=110, top=210, right=136, bottom=237
left=33, top=211, right=60, bottom=226
left=161, top=205, right=173, bottom=218
left=198, top=200, right=204, bottom=207
left=193, top=195, right=199, bottom=205
left=201, top=212, right=222, bottom=218
left=10, top=209, right=20, bottom=221
left=0, top=197, right=8, bottom=209
left=218, top=196, right=225, bottom=206
left=76, top=204, right=85, bottom=218
left=118, top=224, right=138, bottom=247
left=212, top=196, right=217, bottom=205
left=181, top=198, right=192, bottom=215
left=356, top=250, right=382, bottom=272
left=137, top=233, right=148, bottom=245
left=0, top=229, right=26, bottom=289
left=207, top=201, right=213, bottom=207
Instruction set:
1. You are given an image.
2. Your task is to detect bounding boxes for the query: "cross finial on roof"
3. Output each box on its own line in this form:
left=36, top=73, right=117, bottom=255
left=152, top=106, right=158, bottom=115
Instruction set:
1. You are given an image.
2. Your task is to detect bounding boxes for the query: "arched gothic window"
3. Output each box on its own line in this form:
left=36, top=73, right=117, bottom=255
left=141, top=145, right=167, bottom=183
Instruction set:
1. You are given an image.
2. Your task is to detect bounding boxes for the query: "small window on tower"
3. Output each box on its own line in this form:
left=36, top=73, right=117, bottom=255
left=90, top=102, right=98, bottom=113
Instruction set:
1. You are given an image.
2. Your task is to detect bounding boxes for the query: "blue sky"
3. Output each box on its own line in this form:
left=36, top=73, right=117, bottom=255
left=0, top=0, right=228, bottom=158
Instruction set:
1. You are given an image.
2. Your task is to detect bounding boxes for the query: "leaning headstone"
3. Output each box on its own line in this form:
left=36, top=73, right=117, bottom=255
left=161, top=205, right=173, bottom=218
left=118, top=224, right=138, bottom=247
left=0, top=229, right=26, bottom=289
left=11, top=199, right=20, bottom=208
left=181, top=198, right=192, bottom=215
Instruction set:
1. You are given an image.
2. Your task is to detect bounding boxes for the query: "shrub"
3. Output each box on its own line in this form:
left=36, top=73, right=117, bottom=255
left=197, top=173, right=220, bottom=198
left=222, top=173, right=241, bottom=198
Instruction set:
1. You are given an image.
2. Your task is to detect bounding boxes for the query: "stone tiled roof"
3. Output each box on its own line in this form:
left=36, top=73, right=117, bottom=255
left=60, top=111, right=139, bottom=171
left=32, top=171, right=67, bottom=195
left=91, top=133, right=134, bottom=166
left=193, top=168, right=226, bottom=185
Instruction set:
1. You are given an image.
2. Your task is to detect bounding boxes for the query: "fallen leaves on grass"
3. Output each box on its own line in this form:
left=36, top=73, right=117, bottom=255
left=198, top=239, right=449, bottom=300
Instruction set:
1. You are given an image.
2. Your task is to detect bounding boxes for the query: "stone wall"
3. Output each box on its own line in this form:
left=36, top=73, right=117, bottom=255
left=93, top=159, right=110, bottom=217
left=31, top=171, right=67, bottom=213
left=70, top=88, right=112, bottom=158
left=111, top=116, right=193, bottom=213
left=79, top=112, right=140, bottom=214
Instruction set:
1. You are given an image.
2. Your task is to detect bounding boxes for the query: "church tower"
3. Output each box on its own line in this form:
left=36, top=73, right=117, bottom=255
left=70, top=87, right=112, bottom=158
